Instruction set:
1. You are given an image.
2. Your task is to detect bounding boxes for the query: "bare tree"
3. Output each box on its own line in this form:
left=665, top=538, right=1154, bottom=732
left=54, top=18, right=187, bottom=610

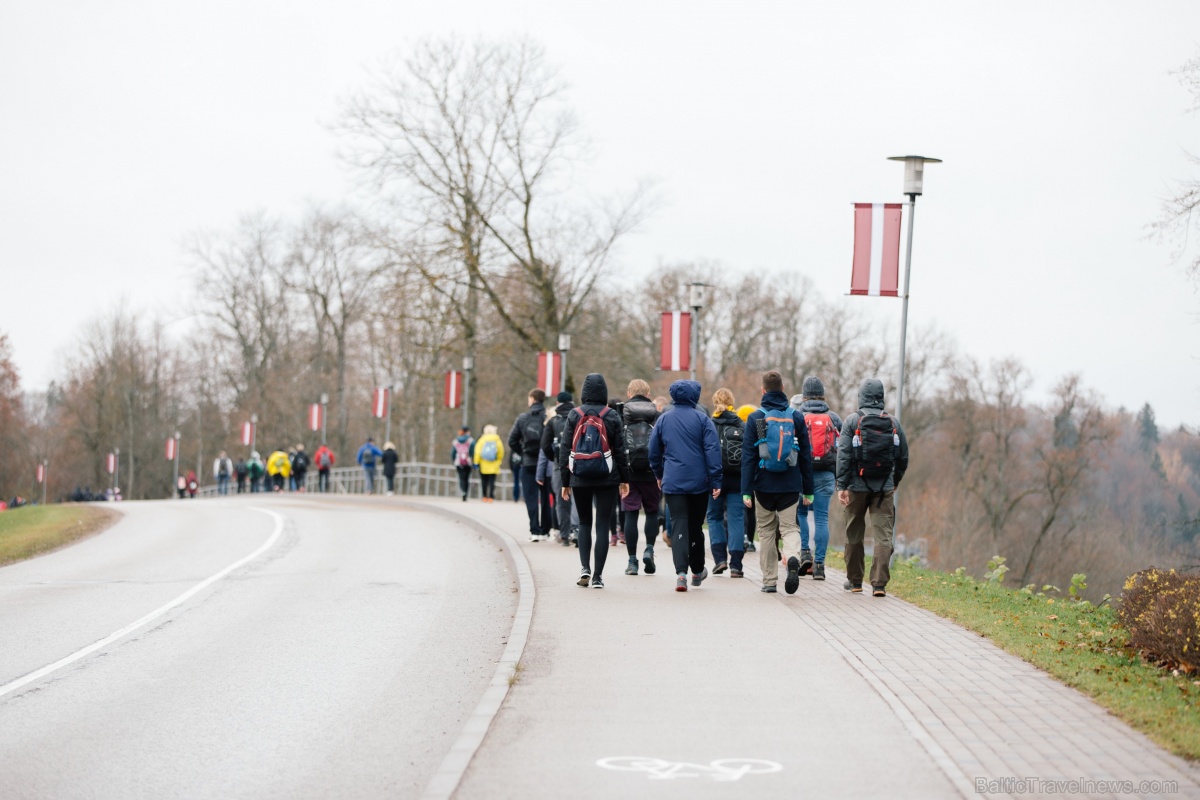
left=1150, top=53, right=1200, bottom=287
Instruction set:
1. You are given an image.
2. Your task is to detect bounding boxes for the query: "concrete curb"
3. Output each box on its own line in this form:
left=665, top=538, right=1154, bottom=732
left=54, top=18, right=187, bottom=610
left=398, top=501, right=535, bottom=800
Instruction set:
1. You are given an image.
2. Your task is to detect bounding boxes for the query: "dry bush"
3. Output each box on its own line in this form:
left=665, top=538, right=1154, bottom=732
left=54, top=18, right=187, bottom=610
left=1118, top=568, right=1200, bottom=673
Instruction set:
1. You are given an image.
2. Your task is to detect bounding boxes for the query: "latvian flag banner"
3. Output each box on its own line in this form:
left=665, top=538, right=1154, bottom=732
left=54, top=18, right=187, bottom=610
left=241, top=421, right=253, bottom=446
left=106, top=452, right=116, bottom=474
left=308, top=403, right=322, bottom=432
left=445, top=370, right=463, bottom=409
left=372, top=387, right=389, bottom=419
left=850, top=203, right=903, bottom=297
left=36, top=463, right=45, bottom=484
left=166, top=437, right=177, bottom=460
left=537, top=352, right=561, bottom=396
left=660, top=311, right=691, bottom=372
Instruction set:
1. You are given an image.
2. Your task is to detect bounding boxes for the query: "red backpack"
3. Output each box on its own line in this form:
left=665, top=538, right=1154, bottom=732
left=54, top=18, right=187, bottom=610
left=568, top=407, right=614, bottom=478
left=804, top=412, right=838, bottom=468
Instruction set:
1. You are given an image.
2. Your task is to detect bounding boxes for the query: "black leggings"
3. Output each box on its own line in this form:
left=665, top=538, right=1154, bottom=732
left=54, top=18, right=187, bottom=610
left=665, top=493, right=709, bottom=576
left=624, top=509, right=658, bottom=557
left=574, top=486, right=617, bottom=578
left=481, top=473, right=496, bottom=499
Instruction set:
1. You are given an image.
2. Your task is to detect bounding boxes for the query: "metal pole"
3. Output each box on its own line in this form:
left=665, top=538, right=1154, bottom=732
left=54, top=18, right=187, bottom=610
left=114, top=448, right=120, bottom=493
left=321, top=400, right=328, bottom=445
left=559, top=350, right=567, bottom=395
left=42, top=460, right=48, bottom=505
left=462, top=369, right=470, bottom=429
left=172, top=435, right=180, bottom=498
left=896, top=194, right=917, bottom=424
left=689, top=307, right=699, bottom=382
left=384, top=385, right=393, bottom=446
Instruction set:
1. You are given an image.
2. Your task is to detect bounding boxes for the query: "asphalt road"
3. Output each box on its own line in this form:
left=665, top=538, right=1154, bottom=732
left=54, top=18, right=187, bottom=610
left=0, top=496, right=515, bottom=799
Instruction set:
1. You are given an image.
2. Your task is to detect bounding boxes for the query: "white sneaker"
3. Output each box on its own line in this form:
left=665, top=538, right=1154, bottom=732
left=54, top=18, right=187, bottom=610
left=530, top=534, right=539, bottom=542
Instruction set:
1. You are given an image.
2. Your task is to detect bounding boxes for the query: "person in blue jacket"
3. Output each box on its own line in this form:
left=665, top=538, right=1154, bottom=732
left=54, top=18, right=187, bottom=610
left=356, top=437, right=383, bottom=495
left=741, top=371, right=815, bottom=595
left=648, top=380, right=723, bottom=593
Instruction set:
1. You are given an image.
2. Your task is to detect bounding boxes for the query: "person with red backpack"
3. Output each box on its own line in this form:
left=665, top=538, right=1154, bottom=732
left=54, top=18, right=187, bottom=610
left=451, top=426, right=475, bottom=502
left=835, top=378, right=910, bottom=597
left=312, top=444, right=335, bottom=493
left=557, top=373, right=631, bottom=589
left=791, top=376, right=843, bottom=582
left=741, top=371, right=815, bottom=595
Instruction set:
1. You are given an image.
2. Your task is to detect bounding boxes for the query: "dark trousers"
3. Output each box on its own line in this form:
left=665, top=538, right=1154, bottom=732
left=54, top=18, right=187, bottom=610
left=665, top=492, right=708, bottom=577
left=520, top=467, right=540, bottom=534
left=574, top=485, right=617, bottom=577
left=385, top=473, right=395, bottom=492
left=540, top=481, right=554, bottom=533
left=622, top=479, right=661, bottom=556
left=511, top=466, right=522, bottom=502
left=456, top=465, right=471, bottom=498
left=318, top=469, right=330, bottom=492
left=481, top=473, right=496, bottom=499
left=845, top=490, right=896, bottom=588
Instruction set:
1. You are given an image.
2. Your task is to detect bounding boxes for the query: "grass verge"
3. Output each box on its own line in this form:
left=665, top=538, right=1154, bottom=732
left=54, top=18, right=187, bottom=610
left=826, top=550, right=1200, bottom=761
left=0, top=505, right=119, bottom=566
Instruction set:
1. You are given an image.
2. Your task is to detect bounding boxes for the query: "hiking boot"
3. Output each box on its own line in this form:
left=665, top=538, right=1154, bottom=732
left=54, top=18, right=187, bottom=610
left=843, top=580, right=863, bottom=593
left=813, top=562, right=826, bottom=581
left=799, top=548, right=814, bottom=576
left=625, top=558, right=638, bottom=576
left=785, top=556, right=800, bottom=595
left=578, top=568, right=591, bottom=587
left=713, top=561, right=728, bottom=575
left=729, top=568, right=744, bottom=578
left=691, top=568, right=708, bottom=587
left=761, top=584, right=777, bottom=593
left=592, top=575, right=605, bottom=589
left=643, top=548, right=656, bottom=575
left=675, top=575, right=688, bottom=592
left=872, top=585, right=886, bottom=597
left=745, top=538, right=757, bottom=553
left=561, top=535, right=571, bottom=548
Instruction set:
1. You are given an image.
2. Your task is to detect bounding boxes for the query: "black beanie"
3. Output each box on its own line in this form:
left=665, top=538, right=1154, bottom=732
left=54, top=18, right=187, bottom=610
left=556, top=391, right=573, bottom=403
left=802, top=376, right=825, bottom=398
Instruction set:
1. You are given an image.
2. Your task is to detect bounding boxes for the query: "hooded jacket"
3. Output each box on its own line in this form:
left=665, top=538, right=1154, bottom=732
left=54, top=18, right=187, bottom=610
left=382, top=445, right=399, bottom=477
left=557, top=373, right=631, bottom=488
left=312, top=445, right=336, bottom=471
left=791, top=396, right=843, bottom=473
left=540, top=400, right=575, bottom=461
left=835, top=378, right=910, bottom=493
left=508, top=401, right=547, bottom=467
left=648, top=380, right=722, bottom=494
left=450, top=434, right=474, bottom=468
left=740, top=390, right=815, bottom=497
left=356, top=441, right=382, bottom=467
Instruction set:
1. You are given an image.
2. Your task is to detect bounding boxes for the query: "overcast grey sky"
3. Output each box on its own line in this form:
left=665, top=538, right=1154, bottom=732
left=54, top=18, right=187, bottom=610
left=2, top=1, right=1198, bottom=426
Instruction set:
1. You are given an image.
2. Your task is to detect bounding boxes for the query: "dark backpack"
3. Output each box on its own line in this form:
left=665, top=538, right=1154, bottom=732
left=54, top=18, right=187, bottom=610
left=218, top=459, right=230, bottom=478
left=716, top=417, right=744, bottom=474
left=317, top=451, right=331, bottom=469
left=549, top=415, right=568, bottom=458
left=362, top=447, right=376, bottom=466
left=522, top=413, right=543, bottom=454
left=569, top=407, right=614, bottom=478
left=804, top=412, right=838, bottom=469
left=292, top=452, right=309, bottom=471
left=853, top=412, right=899, bottom=492
left=624, top=419, right=653, bottom=473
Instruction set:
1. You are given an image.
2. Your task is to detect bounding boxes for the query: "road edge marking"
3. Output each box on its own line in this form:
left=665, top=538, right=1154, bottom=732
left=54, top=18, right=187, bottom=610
left=399, top=501, right=535, bottom=800
left=0, top=507, right=286, bottom=700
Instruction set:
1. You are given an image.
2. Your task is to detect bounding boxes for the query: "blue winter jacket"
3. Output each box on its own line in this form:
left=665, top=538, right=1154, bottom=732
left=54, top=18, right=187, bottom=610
left=740, top=391, right=815, bottom=496
left=356, top=442, right=382, bottom=466
left=648, top=380, right=722, bottom=494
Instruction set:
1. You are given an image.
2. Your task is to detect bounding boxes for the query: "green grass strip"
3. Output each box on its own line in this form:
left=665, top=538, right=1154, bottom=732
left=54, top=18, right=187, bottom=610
left=0, top=505, right=118, bottom=566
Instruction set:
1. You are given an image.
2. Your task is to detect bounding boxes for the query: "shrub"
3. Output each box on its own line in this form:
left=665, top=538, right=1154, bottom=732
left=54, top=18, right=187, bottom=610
left=1118, top=568, right=1200, bottom=673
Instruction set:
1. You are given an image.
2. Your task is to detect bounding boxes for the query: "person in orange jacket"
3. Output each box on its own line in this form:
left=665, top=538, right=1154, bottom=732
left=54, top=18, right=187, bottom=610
left=313, top=444, right=336, bottom=493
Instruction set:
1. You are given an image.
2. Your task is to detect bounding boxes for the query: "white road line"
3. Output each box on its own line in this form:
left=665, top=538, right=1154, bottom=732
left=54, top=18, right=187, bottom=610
left=0, top=507, right=286, bottom=700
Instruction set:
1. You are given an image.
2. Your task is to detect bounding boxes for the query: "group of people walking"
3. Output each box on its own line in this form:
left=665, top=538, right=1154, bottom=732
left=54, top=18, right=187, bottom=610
left=502, top=371, right=909, bottom=596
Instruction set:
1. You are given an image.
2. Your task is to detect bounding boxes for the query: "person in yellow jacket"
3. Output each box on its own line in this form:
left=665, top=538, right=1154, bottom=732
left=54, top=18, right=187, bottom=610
left=266, top=449, right=291, bottom=492
left=473, top=424, right=505, bottom=503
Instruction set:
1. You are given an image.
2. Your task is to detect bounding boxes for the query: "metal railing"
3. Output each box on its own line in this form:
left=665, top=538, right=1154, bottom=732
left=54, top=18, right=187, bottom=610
left=197, top=463, right=516, bottom=501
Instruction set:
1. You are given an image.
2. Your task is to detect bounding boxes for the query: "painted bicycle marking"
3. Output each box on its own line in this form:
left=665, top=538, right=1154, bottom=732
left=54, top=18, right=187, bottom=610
left=596, top=757, right=783, bottom=781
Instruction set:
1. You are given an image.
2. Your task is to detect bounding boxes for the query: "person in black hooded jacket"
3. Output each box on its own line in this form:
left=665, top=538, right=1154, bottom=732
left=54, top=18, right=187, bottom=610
left=509, top=388, right=548, bottom=540
left=558, top=373, right=631, bottom=589
left=541, top=391, right=578, bottom=545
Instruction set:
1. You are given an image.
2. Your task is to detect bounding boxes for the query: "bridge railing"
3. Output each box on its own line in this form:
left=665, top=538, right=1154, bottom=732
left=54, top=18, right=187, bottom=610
left=196, top=463, right=517, bottom=501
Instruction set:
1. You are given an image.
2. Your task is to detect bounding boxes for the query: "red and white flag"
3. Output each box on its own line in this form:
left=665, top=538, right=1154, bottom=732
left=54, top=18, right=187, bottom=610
left=106, top=452, right=116, bottom=475
left=36, top=463, right=45, bottom=484
left=660, top=311, right=691, bottom=372
left=537, top=352, right=561, bottom=396
left=372, top=387, right=389, bottom=419
left=308, top=403, right=322, bottom=432
left=445, top=371, right=463, bottom=409
left=241, top=421, right=253, bottom=447
left=850, top=203, right=903, bottom=297
left=166, top=437, right=177, bottom=460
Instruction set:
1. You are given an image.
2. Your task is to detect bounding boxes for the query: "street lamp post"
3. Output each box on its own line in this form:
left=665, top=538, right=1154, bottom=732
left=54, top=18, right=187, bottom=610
left=557, top=333, right=571, bottom=396
left=384, top=384, right=394, bottom=446
left=320, top=393, right=329, bottom=445
left=688, top=282, right=707, bottom=383
left=114, top=447, right=120, bottom=493
left=462, top=357, right=474, bottom=429
left=41, top=460, right=48, bottom=506
left=172, top=431, right=181, bottom=498
left=886, top=155, right=941, bottom=425
left=250, top=414, right=257, bottom=453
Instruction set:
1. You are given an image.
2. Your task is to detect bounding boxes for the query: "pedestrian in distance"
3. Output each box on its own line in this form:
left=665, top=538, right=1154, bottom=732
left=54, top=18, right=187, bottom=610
left=287, top=446, right=298, bottom=492
left=509, top=448, right=522, bottom=503
left=558, top=373, right=631, bottom=589
left=736, top=404, right=758, bottom=553
left=509, top=388, right=549, bottom=541
left=267, top=449, right=291, bottom=492
left=176, top=475, right=187, bottom=499
left=541, top=391, right=579, bottom=546
left=708, top=388, right=747, bottom=577
left=234, top=457, right=248, bottom=494
left=620, top=379, right=662, bottom=576
left=357, top=437, right=382, bottom=494
left=312, top=443, right=335, bottom=493
left=247, top=451, right=265, bottom=493
left=536, top=430, right=556, bottom=535
left=213, top=451, right=234, bottom=496
left=451, top=426, right=475, bottom=502
left=186, top=469, right=199, bottom=498
left=473, top=424, right=505, bottom=502
left=292, top=444, right=310, bottom=493
left=382, top=441, right=399, bottom=496
left=792, top=377, right=843, bottom=582
left=836, top=378, right=909, bottom=597
left=648, top=379, right=723, bottom=593
left=741, top=371, right=815, bottom=595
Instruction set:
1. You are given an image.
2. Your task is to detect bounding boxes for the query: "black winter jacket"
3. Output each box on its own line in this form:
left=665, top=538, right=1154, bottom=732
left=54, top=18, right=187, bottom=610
left=540, top=401, right=575, bottom=461
left=508, top=402, right=546, bottom=467
left=557, top=374, right=631, bottom=488
left=835, top=379, right=910, bottom=493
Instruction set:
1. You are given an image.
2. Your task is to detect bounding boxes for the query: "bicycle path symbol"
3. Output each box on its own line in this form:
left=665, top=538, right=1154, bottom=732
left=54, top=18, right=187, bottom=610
left=596, top=757, right=783, bottom=781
